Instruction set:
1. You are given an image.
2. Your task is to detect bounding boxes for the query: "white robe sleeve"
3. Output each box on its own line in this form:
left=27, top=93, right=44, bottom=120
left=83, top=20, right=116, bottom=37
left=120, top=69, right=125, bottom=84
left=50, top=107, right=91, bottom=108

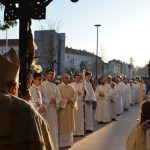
left=39, top=84, right=49, bottom=108
left=55, top=86, right=61, bottom=109
left=59, top=99, right=67, bottom=108
left=95, top=86, right=100, bottom=101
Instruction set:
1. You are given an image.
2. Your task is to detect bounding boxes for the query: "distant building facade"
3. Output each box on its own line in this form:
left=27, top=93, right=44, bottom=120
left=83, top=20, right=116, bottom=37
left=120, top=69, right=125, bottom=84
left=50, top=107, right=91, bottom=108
left=1, top=37, right=142, bottom=78
left=65, top=47, right=103, bottom=77
left=0, top=39, right=19, bottom=54
left=34, top=30, right=65, bottom=75
left=107, top=59, right=129, bottom=77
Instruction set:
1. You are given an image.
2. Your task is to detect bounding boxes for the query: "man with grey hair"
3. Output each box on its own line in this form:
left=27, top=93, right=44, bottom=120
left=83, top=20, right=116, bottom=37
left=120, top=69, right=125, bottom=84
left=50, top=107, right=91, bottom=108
left=57, top=74, right=77, bottom=149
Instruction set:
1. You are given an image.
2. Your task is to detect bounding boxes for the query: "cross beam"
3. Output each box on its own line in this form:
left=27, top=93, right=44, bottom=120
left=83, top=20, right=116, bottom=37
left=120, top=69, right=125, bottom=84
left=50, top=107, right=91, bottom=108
left=1, top=0, right=79, bottom=97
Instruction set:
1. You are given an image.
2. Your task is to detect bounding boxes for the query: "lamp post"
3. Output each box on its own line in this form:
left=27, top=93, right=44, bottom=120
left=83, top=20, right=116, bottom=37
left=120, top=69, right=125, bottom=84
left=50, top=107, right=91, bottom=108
left=94, top=24, right=101, bottom=79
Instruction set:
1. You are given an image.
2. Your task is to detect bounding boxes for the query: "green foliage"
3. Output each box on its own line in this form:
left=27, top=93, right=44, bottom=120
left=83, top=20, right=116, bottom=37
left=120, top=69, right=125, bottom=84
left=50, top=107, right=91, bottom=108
left=0, top=3, right=17, bottom=30
left=0, top=20, right=17, bottom=30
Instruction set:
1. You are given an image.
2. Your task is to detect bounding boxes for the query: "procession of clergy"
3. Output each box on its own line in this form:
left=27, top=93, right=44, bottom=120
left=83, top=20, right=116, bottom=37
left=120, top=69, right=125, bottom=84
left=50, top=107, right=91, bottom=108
left=29, top=65, right=148, bottom=150
left=1, top=48, right=150, bottom=150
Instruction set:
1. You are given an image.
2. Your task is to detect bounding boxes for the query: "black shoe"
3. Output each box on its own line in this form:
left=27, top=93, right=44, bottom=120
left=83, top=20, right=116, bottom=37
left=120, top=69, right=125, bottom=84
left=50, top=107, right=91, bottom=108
left=60, top=146, right=71, bottom=149
left=99, top=121, right=108, bottom=124
left=74, top=135, right=85, bottom=137
left=86, top=130, right=93, bottom=133
left=103, top=121, right=109, bottom=124
left=112, top=118, right=117, bottom=121
left=98, top=121, right=103, bottom=124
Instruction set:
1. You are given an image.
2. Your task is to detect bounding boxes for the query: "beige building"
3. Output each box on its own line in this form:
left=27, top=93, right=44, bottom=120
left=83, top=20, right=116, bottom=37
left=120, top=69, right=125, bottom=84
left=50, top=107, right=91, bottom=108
left=65, top=47, right=103, bottom=77
left=0, top=38, right=136, bottom=78
left=107, top=59, right=129, bottom=77
left=34, top=30, right=65, bottom=75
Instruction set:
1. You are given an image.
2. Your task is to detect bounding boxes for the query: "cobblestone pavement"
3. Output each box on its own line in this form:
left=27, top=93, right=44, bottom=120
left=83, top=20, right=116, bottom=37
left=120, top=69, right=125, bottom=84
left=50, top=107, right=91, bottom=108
left=63, top=104, right=139, bottom=150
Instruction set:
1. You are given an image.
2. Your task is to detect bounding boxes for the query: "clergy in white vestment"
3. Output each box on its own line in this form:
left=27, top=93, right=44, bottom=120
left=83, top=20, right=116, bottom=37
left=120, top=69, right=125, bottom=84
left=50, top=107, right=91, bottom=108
left=40, top=68, right=61, bottom=150
left=84, top=71, right=96, bottom=132
left=105, top=76, right=113, bottom=118
left=133, top=80, right=140, bottom=104
left=108, top=82, right=118, bottom=120
left=71, top=73, right=86, bottom=136
left=124, top=79, right=131, bottom=110
left=29, top=70, right=46, bottom=113
left=57, top=74, right=77, bottom=149
left=95, top=77, right=110, bottom=123
left=119, top=77, right=126, bottom=111
left=129, top=80, right=135, bottom=105
left=106, top=75, right=113, bottom=85
left=105, top=76, right=112, bottom=94
left=115, top=78, right=123, bottom=115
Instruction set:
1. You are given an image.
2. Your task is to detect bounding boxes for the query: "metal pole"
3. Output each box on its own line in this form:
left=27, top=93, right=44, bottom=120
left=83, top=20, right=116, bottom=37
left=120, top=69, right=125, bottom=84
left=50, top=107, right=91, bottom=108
left=96, top=27, right=98, bottom=79
left=94, top=24, right=101, bottom=79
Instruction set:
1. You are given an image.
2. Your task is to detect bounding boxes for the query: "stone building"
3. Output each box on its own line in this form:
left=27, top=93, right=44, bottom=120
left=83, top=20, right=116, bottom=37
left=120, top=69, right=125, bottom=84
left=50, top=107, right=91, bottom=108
left=34, top=30, right=65, bottom=75
left=107, top=59, right=129, bottom=77
left=0, top=39, right=19, bottom=54
left=65, top=47, right=103, bottom=77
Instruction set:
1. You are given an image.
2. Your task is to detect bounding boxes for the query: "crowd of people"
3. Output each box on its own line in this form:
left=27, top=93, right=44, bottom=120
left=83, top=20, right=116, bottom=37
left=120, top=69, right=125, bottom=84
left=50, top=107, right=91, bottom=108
left=1, top=49, right=150, bottom=150
left=28, top=64, right=150, bottom=149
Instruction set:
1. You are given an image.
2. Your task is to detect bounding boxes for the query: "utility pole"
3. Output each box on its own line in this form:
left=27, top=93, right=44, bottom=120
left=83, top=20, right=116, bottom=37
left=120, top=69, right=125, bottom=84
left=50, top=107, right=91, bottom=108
left=94, top=24, right=101, bottom=79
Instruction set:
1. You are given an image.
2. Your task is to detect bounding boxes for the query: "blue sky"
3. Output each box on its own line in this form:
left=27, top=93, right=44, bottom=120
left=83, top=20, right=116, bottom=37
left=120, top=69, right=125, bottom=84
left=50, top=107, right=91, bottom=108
left=0, top=0, right=150, bottom=67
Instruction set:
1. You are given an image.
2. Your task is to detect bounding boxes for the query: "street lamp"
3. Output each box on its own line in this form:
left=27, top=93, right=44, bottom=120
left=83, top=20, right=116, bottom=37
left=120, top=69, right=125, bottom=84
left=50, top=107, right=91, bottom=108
left=71, top=0, right=79, bottom=2
left=94, top=24, right=101, bottom=79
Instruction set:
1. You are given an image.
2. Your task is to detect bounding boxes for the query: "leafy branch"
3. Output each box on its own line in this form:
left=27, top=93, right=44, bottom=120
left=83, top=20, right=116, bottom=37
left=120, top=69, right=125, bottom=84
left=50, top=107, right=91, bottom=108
left=0, top=21, right=17, bottom=30
left=0, top=3, right=17, bottom=30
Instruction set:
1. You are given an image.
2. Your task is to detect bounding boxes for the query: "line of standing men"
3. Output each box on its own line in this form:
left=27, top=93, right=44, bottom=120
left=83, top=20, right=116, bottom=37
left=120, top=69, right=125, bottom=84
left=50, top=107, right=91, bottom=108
left=29, top=69, right=97, bottom=149
left=30, top=69, right=79, bottom=149
left=29, top=66, right=147, bottom=150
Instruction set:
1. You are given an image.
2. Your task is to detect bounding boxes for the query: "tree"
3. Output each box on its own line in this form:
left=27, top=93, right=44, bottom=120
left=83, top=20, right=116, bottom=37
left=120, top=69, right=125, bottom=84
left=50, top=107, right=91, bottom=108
left=35, top=20, right=63, bottom=70
left=0, top=3, right=17, bottom=30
